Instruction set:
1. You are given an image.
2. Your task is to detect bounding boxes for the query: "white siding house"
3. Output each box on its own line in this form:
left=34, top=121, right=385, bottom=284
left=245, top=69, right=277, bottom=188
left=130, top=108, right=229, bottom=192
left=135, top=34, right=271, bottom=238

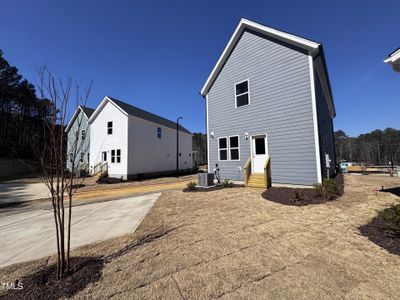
left=88, top=96, right=193, bottom=179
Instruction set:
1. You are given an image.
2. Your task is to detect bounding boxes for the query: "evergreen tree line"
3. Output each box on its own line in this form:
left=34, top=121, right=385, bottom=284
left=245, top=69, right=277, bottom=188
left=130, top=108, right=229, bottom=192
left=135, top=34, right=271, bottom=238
left=0, top=50, right=54, bottom=159
left=335, top=128, right=400, bottom=166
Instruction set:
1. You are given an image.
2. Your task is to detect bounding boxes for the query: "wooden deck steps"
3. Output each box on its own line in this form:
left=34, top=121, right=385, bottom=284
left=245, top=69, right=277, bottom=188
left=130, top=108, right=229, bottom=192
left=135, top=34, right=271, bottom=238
left=246, top=173, right=267, bottom=188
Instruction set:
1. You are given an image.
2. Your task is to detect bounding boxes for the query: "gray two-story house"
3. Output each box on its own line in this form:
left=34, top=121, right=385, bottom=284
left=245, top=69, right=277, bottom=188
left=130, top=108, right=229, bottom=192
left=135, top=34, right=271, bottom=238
left=65, top=106, right=95, bottom=174
left=201, top=19, right=336, bottom=187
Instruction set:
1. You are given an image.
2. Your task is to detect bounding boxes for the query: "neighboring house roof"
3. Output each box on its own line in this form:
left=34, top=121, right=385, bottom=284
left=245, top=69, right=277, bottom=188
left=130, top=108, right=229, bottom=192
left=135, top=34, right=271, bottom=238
left=200, top=18, right=336, bottom=118
left=65, top=105, right=95, bottom=132
left=88, top=96, right=191, bottom=134
left=384, top=48, right=400, bottom=72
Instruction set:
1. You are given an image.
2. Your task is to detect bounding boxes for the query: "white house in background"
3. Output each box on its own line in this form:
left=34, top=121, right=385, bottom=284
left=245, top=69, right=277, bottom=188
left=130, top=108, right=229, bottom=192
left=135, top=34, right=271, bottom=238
left=88, top=96, right=193, bottom=179
left=384, top=48, right=400, bottom=72
left=65, top=105, right=95, bottom=173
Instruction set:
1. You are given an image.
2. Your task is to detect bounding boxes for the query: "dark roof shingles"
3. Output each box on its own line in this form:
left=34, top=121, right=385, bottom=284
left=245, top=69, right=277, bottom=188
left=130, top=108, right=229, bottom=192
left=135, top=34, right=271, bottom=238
left=108, top=97, right=191, bottom=134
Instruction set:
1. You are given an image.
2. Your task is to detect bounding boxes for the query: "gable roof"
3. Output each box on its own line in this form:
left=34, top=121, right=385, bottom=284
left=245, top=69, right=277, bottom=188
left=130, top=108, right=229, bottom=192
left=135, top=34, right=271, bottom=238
left=88, top=96, right=191, bottom=134
left=200, top=18, right=336, bottom=118
left=65, top=105, right=95, bottom=132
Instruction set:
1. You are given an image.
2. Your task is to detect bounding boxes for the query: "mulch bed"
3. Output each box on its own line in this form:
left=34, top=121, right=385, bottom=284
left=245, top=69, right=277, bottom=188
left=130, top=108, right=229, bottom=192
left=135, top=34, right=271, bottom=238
left=1, top=257, right=104, bottom=300
left=262, top=173, right=344, bottom=206
left=183, top=185, right=241, bottom=193
left=359, top=215, right=400, bottom=256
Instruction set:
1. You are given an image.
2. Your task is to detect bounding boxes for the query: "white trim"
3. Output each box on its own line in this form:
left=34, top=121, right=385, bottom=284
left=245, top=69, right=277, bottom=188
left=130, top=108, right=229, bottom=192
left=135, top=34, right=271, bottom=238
left=200, top=18, right=319, bottom=97
left=250, top=133, right=268, bottom=174
left=309, top=55, right=322, bottom=184
left=228, top=135, right=240, bottom=161
left=234, top=79, right=250, bottom=108
left=218, top=136, right=228, bottom=161
left=206, top=95, right=210, bottom=172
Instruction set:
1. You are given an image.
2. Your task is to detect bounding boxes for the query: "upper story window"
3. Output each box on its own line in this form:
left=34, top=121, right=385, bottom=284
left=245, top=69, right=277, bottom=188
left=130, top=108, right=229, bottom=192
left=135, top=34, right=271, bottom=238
left=107, top=121, right=113, bottom=135
left=218, top=137, right=228, bottom=161
left=235, top=80, right=250, bottom=107
left=75, top=130, right=79, bottom=140
left=81, top=130, right=86, bottom=140
left=157, top=127, right=162, bottom=139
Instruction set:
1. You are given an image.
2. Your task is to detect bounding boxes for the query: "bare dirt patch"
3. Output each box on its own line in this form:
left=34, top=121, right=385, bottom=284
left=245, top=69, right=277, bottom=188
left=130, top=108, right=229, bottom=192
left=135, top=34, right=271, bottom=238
left=1, top=174, right=400, bottom=299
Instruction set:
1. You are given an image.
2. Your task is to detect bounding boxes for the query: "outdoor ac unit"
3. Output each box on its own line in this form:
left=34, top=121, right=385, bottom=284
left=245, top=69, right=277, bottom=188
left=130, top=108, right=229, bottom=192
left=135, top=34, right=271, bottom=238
left=197, top=173, right=214, bottom=187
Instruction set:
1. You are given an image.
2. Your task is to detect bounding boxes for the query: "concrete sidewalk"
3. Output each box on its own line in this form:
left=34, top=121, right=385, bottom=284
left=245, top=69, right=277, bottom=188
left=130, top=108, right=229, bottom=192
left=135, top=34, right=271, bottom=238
left=0, top=193, right=160, bottom=267
left=0, top=182, right=49, bottom=206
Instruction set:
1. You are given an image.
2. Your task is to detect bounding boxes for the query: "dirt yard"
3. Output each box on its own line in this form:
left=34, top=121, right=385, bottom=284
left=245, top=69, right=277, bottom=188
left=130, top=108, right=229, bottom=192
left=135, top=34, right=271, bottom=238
left=1, top=174, right=400, bottom=299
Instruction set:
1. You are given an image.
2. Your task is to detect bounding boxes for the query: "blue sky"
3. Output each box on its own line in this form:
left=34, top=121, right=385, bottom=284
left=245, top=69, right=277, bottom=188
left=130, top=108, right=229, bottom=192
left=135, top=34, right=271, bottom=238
left=1, top=0, right=399, bottom=136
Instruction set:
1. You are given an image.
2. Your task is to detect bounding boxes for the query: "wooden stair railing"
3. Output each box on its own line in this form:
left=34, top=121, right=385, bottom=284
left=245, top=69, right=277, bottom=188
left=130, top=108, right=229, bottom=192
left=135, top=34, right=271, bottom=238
left=93, top=162, right=108, bottom=176
left=243, top=156, right=251, bottom=185
left=264, top=156, right=271, bottom=188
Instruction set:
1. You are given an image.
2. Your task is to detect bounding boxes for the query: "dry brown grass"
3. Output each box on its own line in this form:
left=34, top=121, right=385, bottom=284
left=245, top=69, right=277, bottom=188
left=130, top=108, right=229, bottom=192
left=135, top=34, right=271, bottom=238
left=1, top=174, right=400, bottom=299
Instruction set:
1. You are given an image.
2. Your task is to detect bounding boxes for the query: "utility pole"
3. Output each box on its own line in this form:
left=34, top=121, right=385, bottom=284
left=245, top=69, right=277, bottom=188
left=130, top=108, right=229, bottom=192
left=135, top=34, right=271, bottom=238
left=389, top=143, right=394, bottom=172
left=176, top=117, right=182, bottom=178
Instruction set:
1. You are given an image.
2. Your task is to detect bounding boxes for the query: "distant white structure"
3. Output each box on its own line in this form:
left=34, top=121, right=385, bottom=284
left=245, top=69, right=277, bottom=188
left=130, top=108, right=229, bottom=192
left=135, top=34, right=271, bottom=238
left=384, top=48, right=400, bottom=72
left=88, top=96, right=193, bottom=179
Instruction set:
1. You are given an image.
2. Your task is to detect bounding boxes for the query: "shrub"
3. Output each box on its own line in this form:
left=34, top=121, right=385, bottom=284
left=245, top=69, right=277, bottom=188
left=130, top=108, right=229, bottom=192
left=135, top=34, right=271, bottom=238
left=291, top=189, right=304, bottom=203
left=222, top=179, right=234, bottom=188
left=96, top=173, right=123, bottom=184
left=313, top=178, right=339, bottom=200
left=379, top=204, right=400, bottom=236
left=186, top=181, right=197, bottom=191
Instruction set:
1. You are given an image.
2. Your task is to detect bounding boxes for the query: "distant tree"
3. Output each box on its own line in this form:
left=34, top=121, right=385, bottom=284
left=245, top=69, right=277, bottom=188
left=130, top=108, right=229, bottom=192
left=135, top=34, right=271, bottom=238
left=334, top=128, right=400, bottom=166
left=192, top=132, right=207, bottom=165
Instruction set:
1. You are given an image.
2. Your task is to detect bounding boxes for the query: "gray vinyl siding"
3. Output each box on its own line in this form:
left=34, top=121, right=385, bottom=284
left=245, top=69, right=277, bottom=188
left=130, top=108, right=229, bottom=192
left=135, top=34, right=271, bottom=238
left=207, top=30, right=319, bottom=185
left=66, top=110, right=90, bottom=171
left=315, top=72, right=336, bottom=178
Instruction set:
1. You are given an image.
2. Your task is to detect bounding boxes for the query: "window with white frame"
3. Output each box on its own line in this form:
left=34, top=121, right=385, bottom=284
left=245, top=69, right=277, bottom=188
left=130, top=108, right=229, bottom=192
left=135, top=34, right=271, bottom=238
left=218, top=137, right=228, bottom=161
left=116, top=149, right=121, bottom=163
left=107, top=121, right=113, bottom=135
left=111, top=150, right=115, bottom=163
left=157, top=127, right=162, bottom=139
left=229, top=136, right=240, bottom=160
left=81, top=129, right=86, bottom=140
left=235, top=80, right=249, bottom=107
left=102, top=151, right=107, bottom=162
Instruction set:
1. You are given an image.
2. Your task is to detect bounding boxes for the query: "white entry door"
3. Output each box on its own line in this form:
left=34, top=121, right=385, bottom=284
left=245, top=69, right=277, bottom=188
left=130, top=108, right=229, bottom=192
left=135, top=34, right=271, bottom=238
left=251, top=135, right=268, bottom=173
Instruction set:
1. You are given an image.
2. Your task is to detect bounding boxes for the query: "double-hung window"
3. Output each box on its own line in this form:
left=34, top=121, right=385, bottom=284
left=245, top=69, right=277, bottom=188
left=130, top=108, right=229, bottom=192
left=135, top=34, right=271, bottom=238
left=229, top=136, right=240, bottom=160
left=107, top=121, right=113, bottom=135
left=111, top=150, right=115, bottom=163
left=81, top=130, right=86, bottom=140
left=218, top=136, right=240, bottom=161
left=116, top=149, right=121, bottom=163
left=218, top=137, right=228, bottom=161
left=157, top=127, right=162, bottom=139
left=111, top=149, right=121, bottom=163
left=235, top=80, right=250, bottom=107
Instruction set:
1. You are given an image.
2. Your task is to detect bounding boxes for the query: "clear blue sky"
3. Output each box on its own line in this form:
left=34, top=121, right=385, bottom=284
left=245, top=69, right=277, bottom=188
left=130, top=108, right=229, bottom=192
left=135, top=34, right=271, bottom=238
left=1, top=0, right=399, bottom=136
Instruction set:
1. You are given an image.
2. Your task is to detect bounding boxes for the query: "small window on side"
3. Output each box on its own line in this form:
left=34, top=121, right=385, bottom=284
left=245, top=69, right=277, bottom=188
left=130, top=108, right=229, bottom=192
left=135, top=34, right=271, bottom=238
left=218, top=137, right=228, bottom=161
left=235, top=80, right=249, bottom=107
left=81, top=130, right=86, bottom=140
left=107, top=121, right=113, bottom=135
left=116, top=149, right=121, bottom=163
left=157, top=127, right=162, bottom=139
left=111, top=150, right=115, bottom=163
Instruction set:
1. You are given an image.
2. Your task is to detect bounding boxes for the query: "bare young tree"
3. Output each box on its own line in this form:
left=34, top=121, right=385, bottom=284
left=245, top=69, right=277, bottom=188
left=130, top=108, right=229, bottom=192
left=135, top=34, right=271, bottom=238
left=33, top=66, right=91, bottom=279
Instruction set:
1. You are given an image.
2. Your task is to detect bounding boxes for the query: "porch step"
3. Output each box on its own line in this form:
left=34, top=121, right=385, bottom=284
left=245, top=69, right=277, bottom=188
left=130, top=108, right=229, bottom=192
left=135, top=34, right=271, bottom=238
left=246, top=174, right=267, bottom=188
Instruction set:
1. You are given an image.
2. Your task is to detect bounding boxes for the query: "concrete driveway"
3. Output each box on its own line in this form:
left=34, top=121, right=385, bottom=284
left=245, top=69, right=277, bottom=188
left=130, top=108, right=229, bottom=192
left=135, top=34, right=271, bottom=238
left=0, top=193, right=160, bottom=267
left=0, top=182, right=49, bottom=206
